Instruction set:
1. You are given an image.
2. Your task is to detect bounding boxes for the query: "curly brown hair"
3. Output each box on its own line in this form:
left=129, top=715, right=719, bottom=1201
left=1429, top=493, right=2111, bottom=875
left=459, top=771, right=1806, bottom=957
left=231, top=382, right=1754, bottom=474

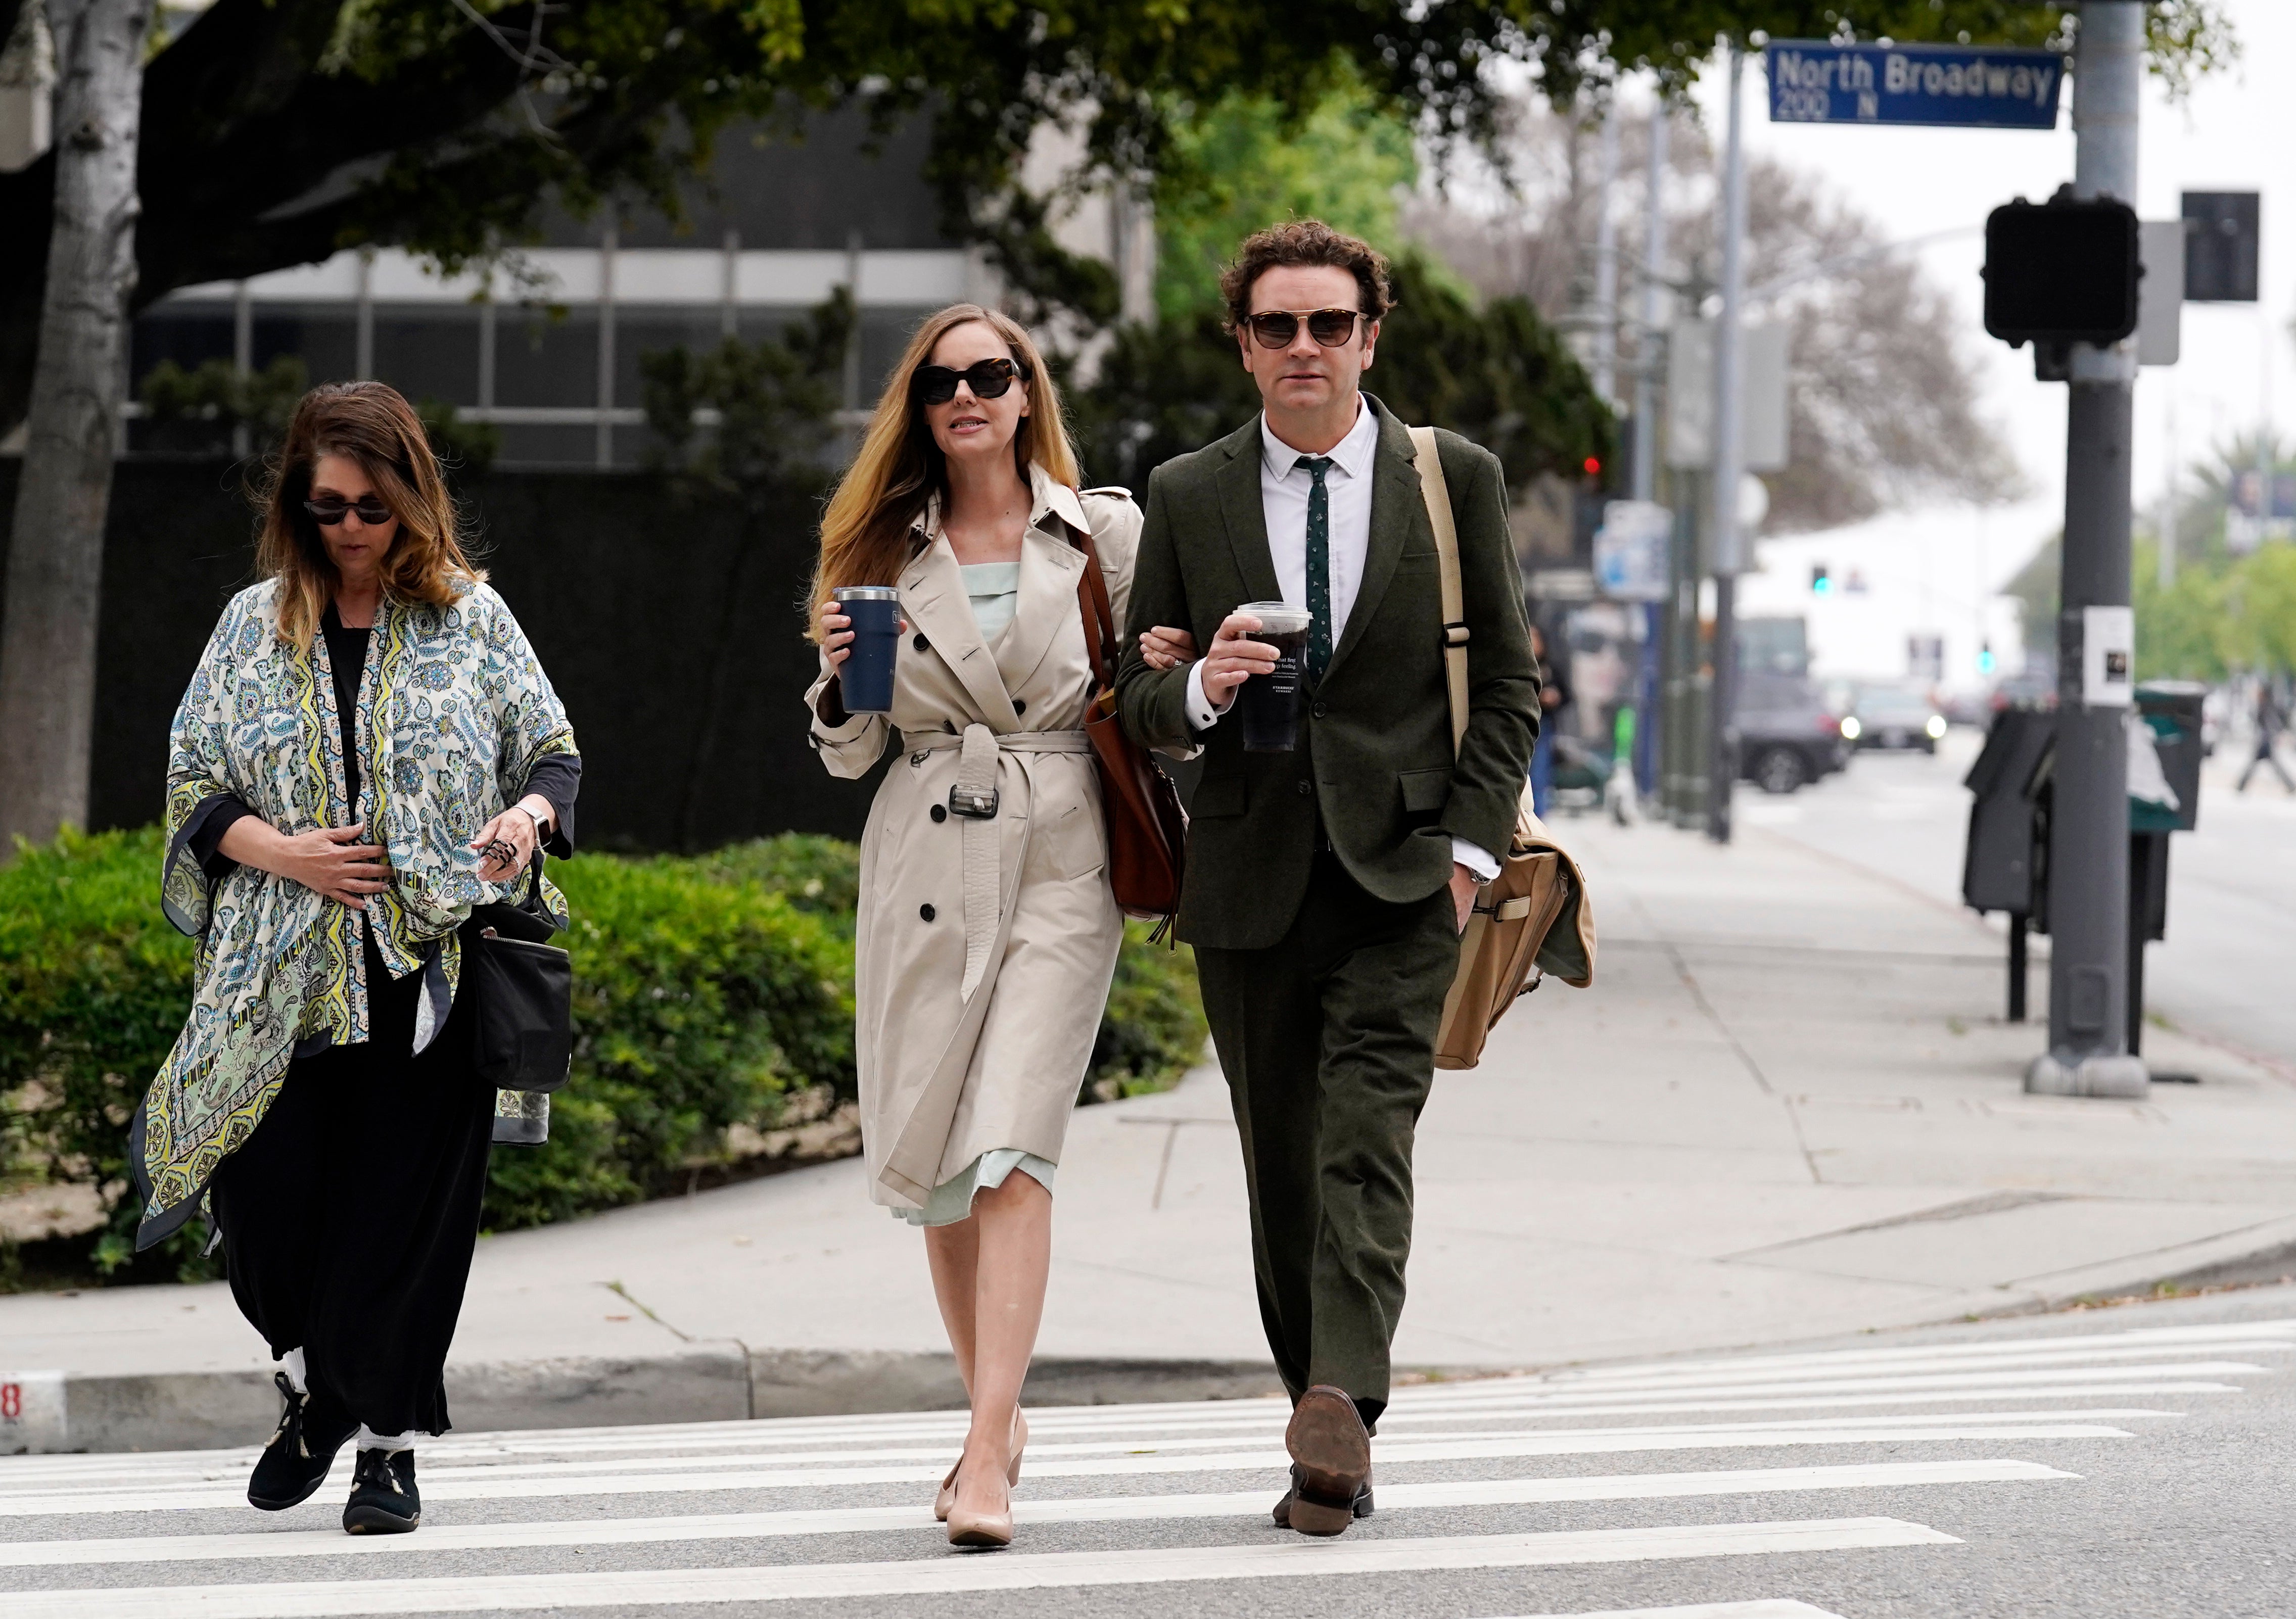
left=1218, top=219, right=1395, bottom=335
left=255, top=382, right=483, bottom=650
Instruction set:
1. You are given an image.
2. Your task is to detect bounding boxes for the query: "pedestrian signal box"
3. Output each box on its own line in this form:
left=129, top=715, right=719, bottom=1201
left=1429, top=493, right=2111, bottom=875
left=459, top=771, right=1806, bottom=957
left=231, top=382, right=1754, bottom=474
left=2181, top=192, right=2260, bottom=303
left=1810, top=563, right=1831, bottom=594
left=1982, top=194, right=2141, bottom=347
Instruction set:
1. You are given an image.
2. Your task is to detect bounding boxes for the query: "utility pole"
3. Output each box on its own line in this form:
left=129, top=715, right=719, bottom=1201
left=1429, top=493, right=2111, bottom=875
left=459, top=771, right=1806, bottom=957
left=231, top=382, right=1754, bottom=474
left=1631, top=98, right=1670, bottom=798
left=1705, top=38, right=1750, bottom=845
left=1592, top=99, right=1621, bottom=406
left=2030, top=0, right=2147, bottom=1098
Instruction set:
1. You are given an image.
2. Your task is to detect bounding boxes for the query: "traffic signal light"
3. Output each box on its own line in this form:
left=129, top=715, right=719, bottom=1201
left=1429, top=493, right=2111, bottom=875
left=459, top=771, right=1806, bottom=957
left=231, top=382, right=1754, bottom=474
left=1983, top=192, right=2141, bottom=347
left=2182, top=192, right=2260, bottom=303
left=1811, top=562, right=1831, bottom=594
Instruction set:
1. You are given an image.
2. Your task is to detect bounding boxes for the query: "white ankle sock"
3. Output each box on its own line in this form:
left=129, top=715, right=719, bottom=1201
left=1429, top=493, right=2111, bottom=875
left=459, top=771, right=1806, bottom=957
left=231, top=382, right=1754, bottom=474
left=356, top=1426, right=417, bottom=1453
left=279, top=1348, right=308, bottom=1395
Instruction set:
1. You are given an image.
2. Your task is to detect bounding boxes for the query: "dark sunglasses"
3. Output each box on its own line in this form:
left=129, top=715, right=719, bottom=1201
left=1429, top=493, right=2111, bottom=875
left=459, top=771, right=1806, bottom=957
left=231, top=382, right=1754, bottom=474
left=1244, top=308, right=1367, bottom=350
left=913, top=357, right=1028, bottom=405
left=304, top=496, right=394, bottom=527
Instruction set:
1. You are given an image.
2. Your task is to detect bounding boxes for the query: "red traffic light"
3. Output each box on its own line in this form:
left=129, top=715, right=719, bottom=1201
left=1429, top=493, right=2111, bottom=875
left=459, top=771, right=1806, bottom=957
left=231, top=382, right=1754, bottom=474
left=1583, top=457, right=1602, bottom=476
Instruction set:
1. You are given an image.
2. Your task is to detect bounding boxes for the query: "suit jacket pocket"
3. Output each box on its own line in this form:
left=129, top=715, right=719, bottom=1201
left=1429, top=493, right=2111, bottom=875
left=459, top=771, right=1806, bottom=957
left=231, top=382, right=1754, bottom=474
left=1191, top=774, right=1246, bottom=818
left=1397, top=766, right=1454, bottom=815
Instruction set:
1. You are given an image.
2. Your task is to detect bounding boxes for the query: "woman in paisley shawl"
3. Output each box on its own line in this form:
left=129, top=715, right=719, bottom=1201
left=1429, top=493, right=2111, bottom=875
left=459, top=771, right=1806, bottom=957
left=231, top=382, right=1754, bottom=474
left=132, top=382, right=580, bottom=1536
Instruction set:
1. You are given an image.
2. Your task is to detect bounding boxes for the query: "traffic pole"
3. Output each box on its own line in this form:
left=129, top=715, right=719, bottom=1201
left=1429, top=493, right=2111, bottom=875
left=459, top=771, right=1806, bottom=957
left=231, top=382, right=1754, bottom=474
left=1705, top=38, right=1749, bottom=844
left=2031, top=0, right=2148, bottom=1098
left=1631, top=94, right=1669, bottom=798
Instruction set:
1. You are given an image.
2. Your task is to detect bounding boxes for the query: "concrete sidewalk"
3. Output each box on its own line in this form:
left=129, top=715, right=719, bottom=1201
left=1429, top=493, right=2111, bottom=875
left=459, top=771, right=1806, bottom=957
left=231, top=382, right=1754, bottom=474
left=8, top=813, right=2296, bottom=1452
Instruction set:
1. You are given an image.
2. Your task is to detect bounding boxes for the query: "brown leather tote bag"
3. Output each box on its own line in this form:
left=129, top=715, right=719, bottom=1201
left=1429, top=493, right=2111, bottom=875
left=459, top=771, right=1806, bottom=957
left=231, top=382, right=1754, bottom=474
left=1072, top=535, right=1187, bottom=932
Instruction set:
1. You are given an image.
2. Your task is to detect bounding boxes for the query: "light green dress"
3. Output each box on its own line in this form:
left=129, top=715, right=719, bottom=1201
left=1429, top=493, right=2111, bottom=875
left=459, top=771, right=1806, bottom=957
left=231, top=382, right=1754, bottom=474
left=895, top=560, right=1057, bottom=1227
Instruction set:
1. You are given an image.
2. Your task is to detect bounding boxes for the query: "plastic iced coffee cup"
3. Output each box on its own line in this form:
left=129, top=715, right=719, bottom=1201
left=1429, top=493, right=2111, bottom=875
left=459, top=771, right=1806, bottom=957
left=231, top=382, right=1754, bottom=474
left=1234, top=601, right=1313, bottom=753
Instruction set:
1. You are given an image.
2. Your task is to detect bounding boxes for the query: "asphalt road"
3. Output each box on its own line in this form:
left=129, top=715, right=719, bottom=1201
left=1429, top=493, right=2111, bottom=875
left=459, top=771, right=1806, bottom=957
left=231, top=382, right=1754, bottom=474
left=1731, top=730, right=2296, bottom=1071
left=5, top=1286, right=2293, bottom=1618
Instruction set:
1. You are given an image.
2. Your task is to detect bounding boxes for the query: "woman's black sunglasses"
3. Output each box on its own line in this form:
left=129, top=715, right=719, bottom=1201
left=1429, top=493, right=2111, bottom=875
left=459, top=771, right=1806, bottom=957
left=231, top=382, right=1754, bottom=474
left=1244, top=308, right=1366, bottom=350
left=304, top=497, right=394, bottom=527
left=913, top=357, right=1029, bottom=405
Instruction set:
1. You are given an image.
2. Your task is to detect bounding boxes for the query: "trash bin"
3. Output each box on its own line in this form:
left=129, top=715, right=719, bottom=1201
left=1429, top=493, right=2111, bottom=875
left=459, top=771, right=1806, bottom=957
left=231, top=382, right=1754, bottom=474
left=2126, top=682, right=2207, bottom=1061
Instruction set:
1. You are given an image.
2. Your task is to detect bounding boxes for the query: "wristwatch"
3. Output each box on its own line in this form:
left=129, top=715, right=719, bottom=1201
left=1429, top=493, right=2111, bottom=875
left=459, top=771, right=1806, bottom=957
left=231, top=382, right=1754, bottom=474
left=513, top=801, right=548, bottom=836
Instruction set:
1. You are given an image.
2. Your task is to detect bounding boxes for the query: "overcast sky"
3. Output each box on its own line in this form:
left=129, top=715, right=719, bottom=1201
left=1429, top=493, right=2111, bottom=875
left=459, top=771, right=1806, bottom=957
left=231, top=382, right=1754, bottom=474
left=1685, top=0, right=2288, bottom=591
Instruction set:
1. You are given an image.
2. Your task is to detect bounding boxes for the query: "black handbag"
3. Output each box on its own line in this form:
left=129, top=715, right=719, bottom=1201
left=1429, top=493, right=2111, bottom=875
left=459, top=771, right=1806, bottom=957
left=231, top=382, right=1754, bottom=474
left=465, top=851, right=574, bottom=1093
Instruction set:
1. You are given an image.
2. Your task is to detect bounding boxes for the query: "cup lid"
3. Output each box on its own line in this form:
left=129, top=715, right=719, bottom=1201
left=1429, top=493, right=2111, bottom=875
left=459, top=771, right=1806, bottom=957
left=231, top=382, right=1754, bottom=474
left=1237, top=600, right=1311, bottom=632
left=832, top=586, right=901, bottom=601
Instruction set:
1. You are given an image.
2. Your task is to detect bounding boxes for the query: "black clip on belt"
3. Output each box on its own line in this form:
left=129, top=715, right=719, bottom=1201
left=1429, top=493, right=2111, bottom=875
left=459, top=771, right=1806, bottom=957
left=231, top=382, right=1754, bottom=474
left=947, top=785, right=1001, bottom=819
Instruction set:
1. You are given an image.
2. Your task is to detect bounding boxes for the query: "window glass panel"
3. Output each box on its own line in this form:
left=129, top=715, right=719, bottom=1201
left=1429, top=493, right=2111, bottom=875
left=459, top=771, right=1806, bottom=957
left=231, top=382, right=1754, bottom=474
left=497, top=307, right=600, bottom=408
left=373, top=307, right=480, bottom=408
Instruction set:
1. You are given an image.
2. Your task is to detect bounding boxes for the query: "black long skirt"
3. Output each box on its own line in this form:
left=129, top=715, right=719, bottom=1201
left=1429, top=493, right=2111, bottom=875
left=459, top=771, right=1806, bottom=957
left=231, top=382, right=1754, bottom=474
left=209, top=931, right=494, bottom=1436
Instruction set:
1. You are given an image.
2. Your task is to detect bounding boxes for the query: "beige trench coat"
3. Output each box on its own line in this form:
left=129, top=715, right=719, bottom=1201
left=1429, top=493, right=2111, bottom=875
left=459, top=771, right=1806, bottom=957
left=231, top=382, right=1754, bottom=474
left=806, top=468, right=1143, bottom=1212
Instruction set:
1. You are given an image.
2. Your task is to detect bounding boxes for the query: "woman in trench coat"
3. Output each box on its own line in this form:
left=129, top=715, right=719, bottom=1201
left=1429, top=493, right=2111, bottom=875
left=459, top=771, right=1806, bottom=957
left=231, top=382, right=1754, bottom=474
left=805, top=304, right=1140, bottom=1549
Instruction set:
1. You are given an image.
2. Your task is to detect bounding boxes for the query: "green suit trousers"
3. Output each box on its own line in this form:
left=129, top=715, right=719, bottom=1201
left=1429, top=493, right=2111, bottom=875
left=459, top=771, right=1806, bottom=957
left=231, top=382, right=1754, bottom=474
left=1193, top=850, right=1459, bottom=1430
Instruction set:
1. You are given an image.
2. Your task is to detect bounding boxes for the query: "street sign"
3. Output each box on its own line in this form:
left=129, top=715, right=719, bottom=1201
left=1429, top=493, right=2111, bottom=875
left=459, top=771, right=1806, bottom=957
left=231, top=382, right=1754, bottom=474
left=2137, top=220, right=2184, bottom=366
left=2181, top=192, right=2260, bottom=302
left=1593, top=501, right=1672, bottom=602
left=1766, top=41, right=2064, bottom=129
left=1665, top=321, right=1789, bottom=471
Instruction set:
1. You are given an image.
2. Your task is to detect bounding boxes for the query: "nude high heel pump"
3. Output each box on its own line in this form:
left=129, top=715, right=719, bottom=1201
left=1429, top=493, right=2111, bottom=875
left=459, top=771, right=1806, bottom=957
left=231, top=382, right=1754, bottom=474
left=946, top=1465, right=1014, bottom=1549
left=936, top=1408, right=1025, bottom=1522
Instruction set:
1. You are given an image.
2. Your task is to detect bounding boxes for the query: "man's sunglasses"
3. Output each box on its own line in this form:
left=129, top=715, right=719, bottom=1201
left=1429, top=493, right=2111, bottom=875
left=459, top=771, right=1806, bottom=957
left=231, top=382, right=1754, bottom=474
left=913, top=357, right=1029, bottom=405
left=304, top=497, right=394, bottom=527
left=1244, top=308, right=1367, bottom=350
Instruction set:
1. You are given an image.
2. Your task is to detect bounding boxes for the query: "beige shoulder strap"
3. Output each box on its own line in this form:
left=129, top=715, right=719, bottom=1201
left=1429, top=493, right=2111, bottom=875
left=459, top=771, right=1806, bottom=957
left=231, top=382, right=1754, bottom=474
left=1408, top=425, right=1470, bottom=755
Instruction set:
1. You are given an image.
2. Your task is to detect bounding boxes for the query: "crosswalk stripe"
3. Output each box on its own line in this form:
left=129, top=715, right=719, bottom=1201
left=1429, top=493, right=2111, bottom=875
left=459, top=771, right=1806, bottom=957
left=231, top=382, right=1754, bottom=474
left=0, top=1422, right=2128, bottom=1518
left=0, top=1404, right=2166, bottom=1499
left=0, top=1459, right=2071, bottom=1569
left=1391, top=1354, right=2277, bottom=1403
left=1415, top=1322, right=2296, bottom=1392
left=0, top=1517, right=1962, bottom=1616
left=1484, top=1605, right=1848, bottom=1619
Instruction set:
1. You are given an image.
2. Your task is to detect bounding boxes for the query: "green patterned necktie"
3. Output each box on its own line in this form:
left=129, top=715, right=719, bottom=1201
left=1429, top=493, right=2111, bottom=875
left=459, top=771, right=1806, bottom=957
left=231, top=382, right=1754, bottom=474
left=1299, top=455, right=1334, bottom=682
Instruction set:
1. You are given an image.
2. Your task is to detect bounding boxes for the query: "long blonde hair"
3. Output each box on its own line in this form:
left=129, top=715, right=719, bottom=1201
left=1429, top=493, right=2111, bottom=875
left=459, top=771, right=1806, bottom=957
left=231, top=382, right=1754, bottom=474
left=809, top=305, right=1080, bottom=635
left=255, top=382, right=483, bottom=650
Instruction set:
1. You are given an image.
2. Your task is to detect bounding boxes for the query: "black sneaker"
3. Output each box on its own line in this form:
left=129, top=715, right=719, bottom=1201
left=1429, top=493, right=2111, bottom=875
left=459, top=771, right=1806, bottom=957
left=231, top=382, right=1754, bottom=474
left=343, top=1447, right=421, bottom=1534
left=248, top=1371, right=356, bottom=1511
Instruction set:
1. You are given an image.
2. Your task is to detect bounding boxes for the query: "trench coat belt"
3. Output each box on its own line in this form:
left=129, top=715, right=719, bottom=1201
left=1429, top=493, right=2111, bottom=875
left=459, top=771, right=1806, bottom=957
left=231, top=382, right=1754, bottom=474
left=908, top=725, right=1093, bottom=999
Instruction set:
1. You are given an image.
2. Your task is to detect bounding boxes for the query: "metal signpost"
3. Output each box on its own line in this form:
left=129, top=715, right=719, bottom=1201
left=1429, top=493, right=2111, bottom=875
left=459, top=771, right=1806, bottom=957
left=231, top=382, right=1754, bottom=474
left=1766, top=13, right=2144, bottom=1096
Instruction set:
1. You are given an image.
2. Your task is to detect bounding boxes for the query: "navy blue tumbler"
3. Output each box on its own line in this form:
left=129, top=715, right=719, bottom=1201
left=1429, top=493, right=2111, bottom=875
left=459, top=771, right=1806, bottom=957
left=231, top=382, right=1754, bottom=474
left=833, top=586, right=902, bottom=713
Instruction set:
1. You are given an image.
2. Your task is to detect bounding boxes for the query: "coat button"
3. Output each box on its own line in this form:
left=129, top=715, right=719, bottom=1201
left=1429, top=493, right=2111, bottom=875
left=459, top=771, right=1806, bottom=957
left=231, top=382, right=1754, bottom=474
left=1296, top=780, right=1313, bottom=796
left=1311, top=702, right=1327, bottom=719
left=1013, top=699, right=1027, bottom=715
left=920, top=902, right=936, bottom=922
left=930, top=804, right=947, bottom=823
left=914, top=633, right=930, bottom=652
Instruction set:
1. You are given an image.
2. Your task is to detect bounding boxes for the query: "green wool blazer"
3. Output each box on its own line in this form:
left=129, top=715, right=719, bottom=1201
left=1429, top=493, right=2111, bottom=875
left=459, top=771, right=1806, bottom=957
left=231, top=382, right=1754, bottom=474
left=1115, top=396, right=1540, bottom=951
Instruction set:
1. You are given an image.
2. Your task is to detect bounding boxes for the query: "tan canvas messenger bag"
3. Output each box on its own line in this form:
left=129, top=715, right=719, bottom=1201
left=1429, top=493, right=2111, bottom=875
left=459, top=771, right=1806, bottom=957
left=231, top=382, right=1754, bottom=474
left=1408, top=426, right=1597, bottom=1070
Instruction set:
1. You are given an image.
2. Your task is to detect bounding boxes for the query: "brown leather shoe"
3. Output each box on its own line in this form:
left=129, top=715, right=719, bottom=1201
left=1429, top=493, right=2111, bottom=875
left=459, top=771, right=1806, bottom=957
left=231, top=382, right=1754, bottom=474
left=1272, top=1464, right=1374, bottom=1528
left=1282, top=1385, right=1372, bottom=1536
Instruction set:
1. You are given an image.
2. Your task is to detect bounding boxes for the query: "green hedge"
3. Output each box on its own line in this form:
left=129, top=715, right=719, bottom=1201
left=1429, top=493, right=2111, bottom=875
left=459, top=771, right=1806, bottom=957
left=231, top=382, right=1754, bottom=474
left=1, top=828, right=1205, bottom=1288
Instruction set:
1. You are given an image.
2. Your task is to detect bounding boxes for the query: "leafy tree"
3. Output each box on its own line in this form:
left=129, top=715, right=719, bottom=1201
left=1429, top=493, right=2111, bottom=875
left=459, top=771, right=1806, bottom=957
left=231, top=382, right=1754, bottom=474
left=0, top=0, right=2236, bottom=434
left=1407, top=98, right=2026, bottom=533
left=1153, top=78, right=1426, bottom=322
left=1072, top=254, right=1612, bottom=497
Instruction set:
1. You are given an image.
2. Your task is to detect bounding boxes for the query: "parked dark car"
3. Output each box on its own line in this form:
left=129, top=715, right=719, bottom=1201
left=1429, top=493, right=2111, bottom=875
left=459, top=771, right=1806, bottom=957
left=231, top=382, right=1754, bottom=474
left=1736, top=672, right=1850, bottom=793
left=1842, top=683, right=1949, bottom=753
left=1988, top=668, right=2057, bottom=713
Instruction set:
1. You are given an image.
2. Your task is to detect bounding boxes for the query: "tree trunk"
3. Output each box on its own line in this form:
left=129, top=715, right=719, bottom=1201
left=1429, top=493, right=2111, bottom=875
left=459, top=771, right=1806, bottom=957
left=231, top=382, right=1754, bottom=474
left=0, top=0, right=153, bottom=854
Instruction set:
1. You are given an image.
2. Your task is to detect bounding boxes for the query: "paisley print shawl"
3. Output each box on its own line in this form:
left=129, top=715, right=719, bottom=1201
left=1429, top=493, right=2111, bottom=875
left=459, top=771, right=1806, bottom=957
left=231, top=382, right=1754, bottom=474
left=136, top=578, right=575, bottom=1249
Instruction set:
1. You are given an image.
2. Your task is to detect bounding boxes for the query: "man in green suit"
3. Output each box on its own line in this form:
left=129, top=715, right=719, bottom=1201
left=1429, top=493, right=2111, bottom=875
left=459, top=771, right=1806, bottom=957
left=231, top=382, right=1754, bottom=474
left=1115, top=220, right=1540, bottom=1537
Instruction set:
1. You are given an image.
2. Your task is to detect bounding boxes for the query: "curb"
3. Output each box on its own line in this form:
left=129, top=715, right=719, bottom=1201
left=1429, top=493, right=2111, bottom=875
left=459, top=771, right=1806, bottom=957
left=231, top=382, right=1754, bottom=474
left=4, top=1349, right=1287, bottom=1455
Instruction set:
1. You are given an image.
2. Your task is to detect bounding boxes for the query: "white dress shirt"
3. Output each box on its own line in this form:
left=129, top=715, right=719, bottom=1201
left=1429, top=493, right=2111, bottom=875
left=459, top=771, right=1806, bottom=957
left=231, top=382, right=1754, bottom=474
left=1181, top=399, right=1495, bottom=881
